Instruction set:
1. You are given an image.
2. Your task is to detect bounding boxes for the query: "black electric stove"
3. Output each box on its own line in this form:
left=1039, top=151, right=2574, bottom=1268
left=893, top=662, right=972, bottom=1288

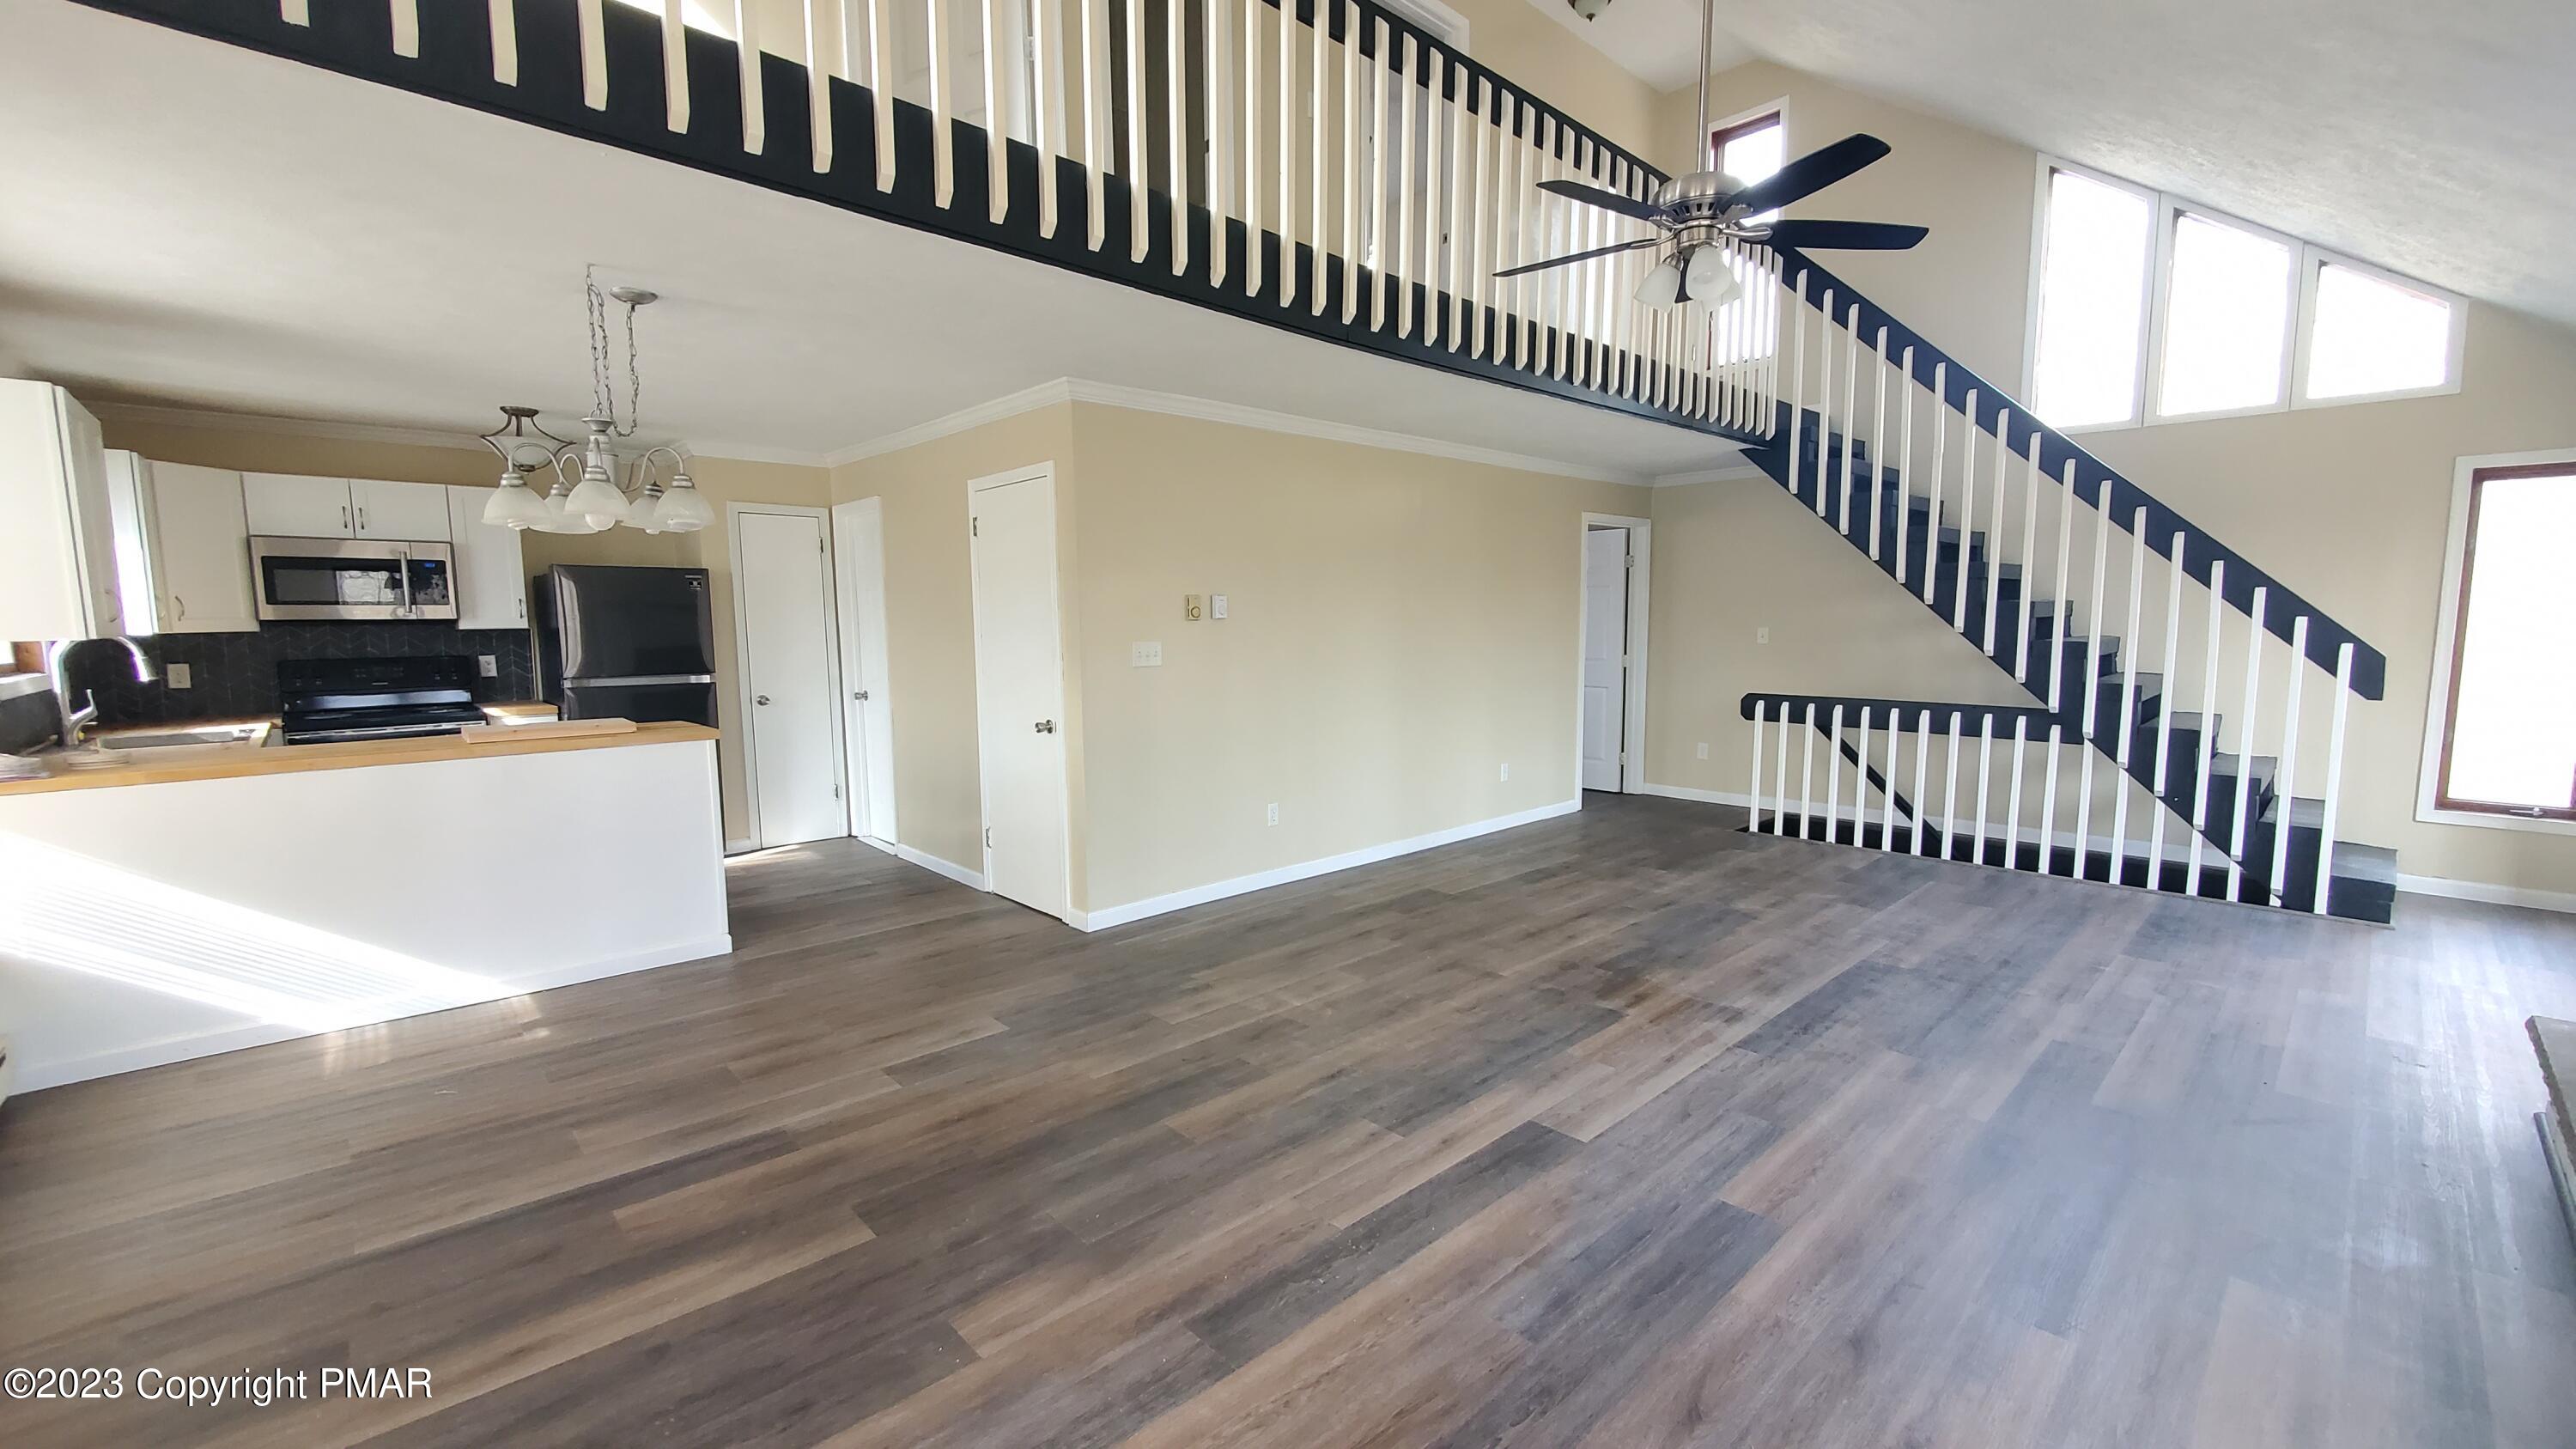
left=278, top=656, right=487, bottom=746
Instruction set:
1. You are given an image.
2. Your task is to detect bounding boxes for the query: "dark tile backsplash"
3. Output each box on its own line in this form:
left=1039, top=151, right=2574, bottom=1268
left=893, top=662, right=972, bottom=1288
left=64, top=622, right=538, bottom=726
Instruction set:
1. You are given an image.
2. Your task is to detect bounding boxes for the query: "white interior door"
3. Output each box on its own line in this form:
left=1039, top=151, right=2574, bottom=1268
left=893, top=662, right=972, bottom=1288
left=736, top=508, right=846, bottom=848
left=1581, top=526, right=1630, bottom=793
left=969, top=468, right=1071, bottom=920
left=834, top=498, right=898, bottom=843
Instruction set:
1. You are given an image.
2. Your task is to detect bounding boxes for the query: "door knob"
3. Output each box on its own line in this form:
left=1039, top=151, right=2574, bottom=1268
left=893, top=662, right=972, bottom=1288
left=853, top=690, right=870, bottom=701
left=1034, top=719, right=1056, bottom=734
left=756, top=694, right=773, bottom=706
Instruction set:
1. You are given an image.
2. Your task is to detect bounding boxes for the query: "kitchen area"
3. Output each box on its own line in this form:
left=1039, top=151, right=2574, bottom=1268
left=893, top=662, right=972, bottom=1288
left=0, top=376, right=738, bottom=1097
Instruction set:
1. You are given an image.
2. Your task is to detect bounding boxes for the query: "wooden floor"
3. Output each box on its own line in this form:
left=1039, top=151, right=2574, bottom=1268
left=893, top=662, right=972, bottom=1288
left=4, top=795, right=2573, bottom=1447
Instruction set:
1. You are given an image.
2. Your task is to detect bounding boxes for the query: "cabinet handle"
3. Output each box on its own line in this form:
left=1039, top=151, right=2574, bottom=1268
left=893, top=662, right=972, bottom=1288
left=517, top=599, right=526, bottom=619
left=342, top=503, right=351, bottom=531
left=356, top=504, right=368, bottom=532
left=173, top=594, right=186, bottom=623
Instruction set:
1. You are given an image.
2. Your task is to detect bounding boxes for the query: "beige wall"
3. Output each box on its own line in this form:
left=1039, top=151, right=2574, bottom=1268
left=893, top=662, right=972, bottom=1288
left=1637, top=61, right=2576, bottom=896
left=91, top=417, right=829, bottom=845
left=833, top=400, right=1646, bottom=914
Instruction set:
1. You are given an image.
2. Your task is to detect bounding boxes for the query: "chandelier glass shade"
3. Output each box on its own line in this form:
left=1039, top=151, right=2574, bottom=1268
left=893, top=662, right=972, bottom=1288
left=476, top=269, right=693, bottom=534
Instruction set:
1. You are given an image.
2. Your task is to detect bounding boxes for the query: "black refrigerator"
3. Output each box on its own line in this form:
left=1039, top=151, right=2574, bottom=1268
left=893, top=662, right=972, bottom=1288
left=532, top=565, right=720, bottom=727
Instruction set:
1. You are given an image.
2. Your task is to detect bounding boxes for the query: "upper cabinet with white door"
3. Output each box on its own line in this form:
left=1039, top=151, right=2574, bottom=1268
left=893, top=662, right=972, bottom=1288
left=103, top=452, right=260, bottom=634
left=241, top=473, right=452, bottom=541
left=446, top=486, right=528, bottom=630
left=352, top=478, right=453, bottom=541
left=0, top=379, right=123, bottom=641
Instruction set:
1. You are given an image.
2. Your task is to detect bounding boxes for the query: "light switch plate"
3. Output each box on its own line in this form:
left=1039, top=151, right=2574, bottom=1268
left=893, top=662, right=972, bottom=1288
left=1266, top=802, right=1279, bottom=825
left=1131, top=641, right=1163, bottom=667
left=1211, top=594, right=1229, bottom=619
left=1757, top=626, right=1771, bottom=645
left=477, top=654, right=500, bottom=679
left=165, top=662, right=191, bottom=690
left=1499, top=763, right=1510, bottom=782
left=1696, top=742, right=1709, bottom=759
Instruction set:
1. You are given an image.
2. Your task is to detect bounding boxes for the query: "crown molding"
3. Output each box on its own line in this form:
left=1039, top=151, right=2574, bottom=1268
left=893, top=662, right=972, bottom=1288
left=823, top=380, right=1076, bottom=467
left=828, top=377, right=1668, bottom=485
left=90, top=400, right=489, bottom=452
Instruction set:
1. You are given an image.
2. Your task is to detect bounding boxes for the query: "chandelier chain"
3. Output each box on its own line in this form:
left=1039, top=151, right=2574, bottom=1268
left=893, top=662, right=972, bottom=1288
left=583, top=266, right=645, bottom=439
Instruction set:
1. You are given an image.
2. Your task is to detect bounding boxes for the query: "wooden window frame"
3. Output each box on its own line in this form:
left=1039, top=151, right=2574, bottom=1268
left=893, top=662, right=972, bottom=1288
left=2417, top=452, right=2576, bottom=834
left=1708, top=104, right=1783, bottom=178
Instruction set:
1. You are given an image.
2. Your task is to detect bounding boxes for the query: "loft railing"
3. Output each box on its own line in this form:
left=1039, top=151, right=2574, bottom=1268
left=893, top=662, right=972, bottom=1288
left=96, top=0, right=1784, bottom=441
left=1730, top=255, right=2394, bottom=922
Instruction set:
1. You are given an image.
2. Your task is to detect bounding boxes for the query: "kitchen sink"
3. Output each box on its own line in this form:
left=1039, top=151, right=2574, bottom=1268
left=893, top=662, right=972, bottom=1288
left=95, top=722, right=275, bottom=751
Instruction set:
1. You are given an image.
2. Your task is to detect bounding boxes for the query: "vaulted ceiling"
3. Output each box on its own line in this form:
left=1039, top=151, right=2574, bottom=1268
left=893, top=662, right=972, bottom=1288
left=1536, top=0, right=2576, bottom=331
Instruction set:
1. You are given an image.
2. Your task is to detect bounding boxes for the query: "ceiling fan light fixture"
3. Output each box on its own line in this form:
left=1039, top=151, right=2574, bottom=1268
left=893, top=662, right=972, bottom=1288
left=1635, top=258, right=1683, bottom=308
left=1684, top=246, right=1742, bottom=308
left=1565, top=0, right=1612, bottom=18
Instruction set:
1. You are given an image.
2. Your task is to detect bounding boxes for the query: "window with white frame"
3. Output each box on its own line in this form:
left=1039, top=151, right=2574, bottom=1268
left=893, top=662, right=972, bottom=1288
left=2027, top=159, right=2464, bottom=431
left=2421, top=454, right=2576, bottom=831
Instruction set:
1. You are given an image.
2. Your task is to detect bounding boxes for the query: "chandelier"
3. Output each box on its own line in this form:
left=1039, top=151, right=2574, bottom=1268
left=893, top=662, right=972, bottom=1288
left=477, top=269, right=712, bottom=535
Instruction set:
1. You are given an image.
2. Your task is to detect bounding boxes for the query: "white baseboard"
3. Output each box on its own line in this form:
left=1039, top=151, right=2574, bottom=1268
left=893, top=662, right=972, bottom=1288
left=1073, top=800, right=1581, bottom=932
left=16, top=934, right=735, bottom=1093
left=897, top=843, right=987, bottom=891
left=724, top=837, right=756, bottom=855
left=2397, top=874, right=2576, bottom=916
left=1637, top=782, right=1748, bottom=807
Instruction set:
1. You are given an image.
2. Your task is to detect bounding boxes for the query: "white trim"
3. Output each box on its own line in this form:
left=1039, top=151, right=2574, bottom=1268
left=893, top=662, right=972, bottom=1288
left=896, top=842, right=988, bottom=890
left=1577, top=513, right=1652, bottom=795
left=1372, top=0, right=1466, bottom=46
left=2024, top=155, right=2159, bottom=432
left=1706, top=96, right=1789, bottom=173
left=1637, top=781, right=1741, bottom=806
left=2415, top=447, right=2576, bottom=837
left=825, top=376, right=1680, bottom=485
left=87, top=400, right=835, bottom=468
left=2289, top=247, right=2469, bottom=410
left=2397, top=873, right=2576, bottom=916
left=965, top=462, right=1078, bottom=924
left=2143, top=199, right=2300, bottom=425
left=15, top=933, right=734, bottom=1093
left=825, top=380, right=1076, bottom=466
left=725, top=500, right=851, bottom=849
left=724, top=835, right=757, bottom=854
left=1074, top=799, right=1577, bottom=931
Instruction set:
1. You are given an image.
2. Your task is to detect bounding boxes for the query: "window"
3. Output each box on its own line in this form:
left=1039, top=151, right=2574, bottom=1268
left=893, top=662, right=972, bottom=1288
left=610, top=0, right=731, bottom=35
left=2027, top=158, right=2464, bottom=431
left=1710, top=107, right=1785, bottom=222
left=2032, top=167, right=2155, bottom=428
left=2421, top=454, right=2576, bottom=831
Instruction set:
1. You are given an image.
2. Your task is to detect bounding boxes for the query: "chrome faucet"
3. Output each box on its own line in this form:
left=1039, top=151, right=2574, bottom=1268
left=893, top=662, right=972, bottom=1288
left=44, top=636, right=157, bottom=748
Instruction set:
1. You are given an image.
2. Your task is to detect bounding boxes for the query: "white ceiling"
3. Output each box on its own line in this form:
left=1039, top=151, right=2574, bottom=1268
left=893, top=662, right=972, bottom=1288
left=1511, top=0, right=1749, bottom=94
left=1674, top=0, right=2576, bottom=331
left=0, top=1, right=1735, bottom=479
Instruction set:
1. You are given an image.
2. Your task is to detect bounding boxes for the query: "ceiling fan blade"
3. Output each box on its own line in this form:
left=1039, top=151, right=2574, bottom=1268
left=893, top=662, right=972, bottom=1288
left=1723, top=134, right=1892, bottom=216
left=1759, top=219, right=1929, bottom=252
left=1535, top=178, right=1665, bottom=223
left=1494, top=237, right=1658, bottom=278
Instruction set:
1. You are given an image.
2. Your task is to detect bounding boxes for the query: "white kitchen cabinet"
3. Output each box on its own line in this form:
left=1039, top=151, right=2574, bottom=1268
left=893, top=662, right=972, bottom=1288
left=353, top=478, right=453, bottom=541
left=447, top=485, right=529, bottom=630
left=0, top=379, right=122, bottom=641
left=105, top=454, right=258, bottom=635
left=242, top=471, right=355, bottom=537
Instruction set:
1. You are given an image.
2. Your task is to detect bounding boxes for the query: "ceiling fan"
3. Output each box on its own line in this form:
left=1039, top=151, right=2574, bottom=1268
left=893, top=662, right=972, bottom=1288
left=1501, top=0, right=1928, bottom=306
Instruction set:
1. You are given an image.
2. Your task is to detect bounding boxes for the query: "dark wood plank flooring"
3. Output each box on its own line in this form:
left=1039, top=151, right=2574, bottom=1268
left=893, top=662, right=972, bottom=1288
left=3, top=795, right=2573, bottom=1446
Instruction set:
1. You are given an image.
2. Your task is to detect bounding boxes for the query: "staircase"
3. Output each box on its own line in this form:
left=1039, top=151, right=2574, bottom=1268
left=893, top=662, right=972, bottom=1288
left=1734, top=254, right=2396, bottom=923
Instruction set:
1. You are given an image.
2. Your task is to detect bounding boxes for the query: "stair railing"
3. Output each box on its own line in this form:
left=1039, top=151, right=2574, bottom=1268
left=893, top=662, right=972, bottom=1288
left=1738, top=257, right=2382, bottom=916
left=161, top=0, right=1783, bottom=438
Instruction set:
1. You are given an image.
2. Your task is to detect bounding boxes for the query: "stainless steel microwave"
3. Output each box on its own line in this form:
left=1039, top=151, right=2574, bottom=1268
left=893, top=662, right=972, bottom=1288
left=249, top=537, right=458, bottom=622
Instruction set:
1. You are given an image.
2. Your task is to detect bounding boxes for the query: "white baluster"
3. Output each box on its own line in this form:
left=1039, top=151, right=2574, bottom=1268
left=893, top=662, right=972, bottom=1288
left=577, top=0, right=607, bottom=109
left=735, top=0, right=762, bottom=149
left=1080, top=0, right=1109, bottom=247
left=1910, top=709, right=1933, bottom=856
left=1838, top=305, right=1861, bottom=536
left=1862, top=706, right=1889, bottom=850
left=1893, top=346, right=1917, bottom=571
left=1748, top=700, right=1767, bottom=831
left=1123, top=0, right=1149, bottom=259
left=1972, top=715, right=1993, bottom=866
left=1167, top=0, right=1191, bottom=268
left=2074, top=478, right=2111, bottom=879
left=981, top=0, right=1008, bottom=208
left=2315, top=643, right=2354, bottom=914
left=2039, top=721, right=2063, bottom=875
left=868, top=0, right=896, bottom=190
left=1307, top=0, right=1328, bottom=311
left=1365, top=19, right=1392, bottom=326
left=1447, top=75, right=1473, bottom=351
left=1868, top=327, right=1890, bottom=558
left=1200, top=0, right=1226, bottom=267
left=1811, top=289, right=1832, bottom=516
left=2045, top=460, right=2076, bottom=711
left=2015, top=434, right=2041, bottom=682
left=1799, top=703, right=1818, bottom=840
left=1983, top=407, right=2010, bottom=655
left=489, top=0, right=519, bottom=84
left=1340, top=1, right=1361, bottom=315
left=1826, top=704, right=1845, bottom=843
left=2006, top=715, right=2027, bottom=870
left=284, top=0, right=312, bottom=22
left=390, top=0, right=419, bottom=54
left=1953, top=390, right=1978, bottom=630
left=1387, top=34, right=1413, bottom=326
left=2148, top=529, right=2184, bottom=889
left=2269, top=618, right=2307, bottom=908
left=2227, top=585, right=2268, bottom=903
left=1240, top=0, right=1261, bottom=289
left=2110, top=505, right=2147, bottom=886
left=803, top=1, right=834, bottom=169
left=1941, top=711, right=1963, bottom=861
left=1279, top=6, right=1299, bottom=306
left=1919, top=371, right=1947, bottom=600
left=1772, top=693, right=1792, bottom=836
left=2187, top=559, right=2227, bottom=898
left=660, top=1, right=690, bottom=131
left=1785, top=272, right=1808, bottom=507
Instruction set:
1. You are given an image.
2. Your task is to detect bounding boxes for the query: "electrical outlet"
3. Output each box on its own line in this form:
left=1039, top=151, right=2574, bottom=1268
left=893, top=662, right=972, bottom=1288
left=1696, top=741, right=1709, bottom=759
left=1183, top=594, right=1205, bottom=621
left=1499, top=763, right=1510, bottom=782
left=1131, top=641, right=1163, bottom=667
left=165, top=662, right=191, bottom=690
left=477, top=654, right=499, bottom=679
left=1757, top=626, right=1771, bottom=645
left=1266, top=802, right=1279, bottom=826
left=1211, top=594, right=1229, bottom=619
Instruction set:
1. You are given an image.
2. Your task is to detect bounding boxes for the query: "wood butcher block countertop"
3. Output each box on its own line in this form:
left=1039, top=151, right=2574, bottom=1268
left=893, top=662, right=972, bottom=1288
left=0, top=721, right=718, bottom=798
